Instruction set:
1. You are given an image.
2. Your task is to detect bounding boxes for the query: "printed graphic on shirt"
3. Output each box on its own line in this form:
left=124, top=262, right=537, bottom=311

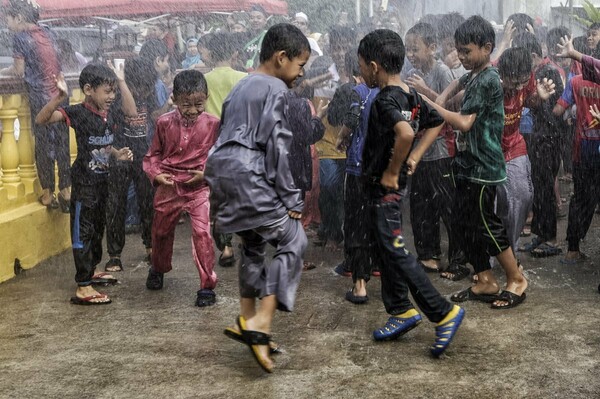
left=88, top=128, right=114, bottom=173
left=124, top=104, right=149, bottom=138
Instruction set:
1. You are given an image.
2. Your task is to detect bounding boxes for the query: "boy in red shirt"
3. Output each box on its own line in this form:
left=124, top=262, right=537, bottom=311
left=143, top=70, right=221, bottom=307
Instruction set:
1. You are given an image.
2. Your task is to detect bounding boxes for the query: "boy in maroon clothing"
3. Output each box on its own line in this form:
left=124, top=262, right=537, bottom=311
left=143, top=70, right=221, bottom=307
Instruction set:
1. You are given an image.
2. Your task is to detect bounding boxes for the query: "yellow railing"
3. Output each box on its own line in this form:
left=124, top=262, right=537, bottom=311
left=0, top=75, right=81, bottom=283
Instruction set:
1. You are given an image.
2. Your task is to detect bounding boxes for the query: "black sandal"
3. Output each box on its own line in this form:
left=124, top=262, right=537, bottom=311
left=57, top=192, right=70, bottom=213
left=440, top=263, right=470, bottom=281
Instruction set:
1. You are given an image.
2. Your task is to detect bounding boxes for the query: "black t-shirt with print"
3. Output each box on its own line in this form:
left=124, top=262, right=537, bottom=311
left=362, top=85, right=443, bottom=190
left=60, top=103, right=117, bottom=185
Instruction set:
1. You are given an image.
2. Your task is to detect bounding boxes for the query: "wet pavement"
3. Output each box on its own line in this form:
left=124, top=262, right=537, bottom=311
left=1, top=189, right=600, bottom=399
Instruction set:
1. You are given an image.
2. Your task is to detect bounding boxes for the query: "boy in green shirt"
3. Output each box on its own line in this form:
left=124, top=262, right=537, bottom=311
left=428, top=16, right=528, bottom=309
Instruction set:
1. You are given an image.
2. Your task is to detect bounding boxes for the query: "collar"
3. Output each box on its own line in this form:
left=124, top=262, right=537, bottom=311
left=83, top=101, right=109, bottom=121
left=176, top=108, right=202, bottom=128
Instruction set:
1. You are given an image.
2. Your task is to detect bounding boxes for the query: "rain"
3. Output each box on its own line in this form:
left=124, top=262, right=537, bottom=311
left=1, top=0, right=600, bottom=397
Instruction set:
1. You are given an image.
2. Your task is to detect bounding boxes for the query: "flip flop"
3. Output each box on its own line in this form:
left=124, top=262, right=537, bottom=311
left=237, top=316, right=273, bottom=373
left=218, top=254, right=236, bottom=267
left=223, top=327, right=281, bottom=354
left=518, top=236, right=543, bottom=253
left=450, top=287, right=501, bottom=303
left=345, top=289, right=369, bottom=304
left=57, top=192, right=71, bottom=213
left=560, top=253, right=588, bottom=265
left=431, top=305, right=465, bottom=357
left=38, top=194, right=59, bottom=210
left=530, top=242, right=562, bottom=258
left=491, top=290, right=526, bottom=310
left=91, top=272, right=118, bottom=286
left=440, top=263, right=470, bottom=282
left=70, top=293, right=112, bottom=305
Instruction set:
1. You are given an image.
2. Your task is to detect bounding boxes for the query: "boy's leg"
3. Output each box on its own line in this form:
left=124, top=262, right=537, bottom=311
left=91, top=183, right=108, bottom=272
left=151, top=185, right=184, bottom=273
left=410, top=161, right=440, bottom=269
left=132, top=162, right=154, bottom=255
left=530, top=136, right=560, bottom=243
left=344, top=174, right=371, bottom=294
left=184, top=188, right=217, bottom=291
left=55, top=122, right=72, bottom=194
left=566, top=165, right=597, bottom=256
left=371, top=192, right=452, bottom=322
left=105, top=161, right=132, bottom=266
left=33, top=123, right=57, bottom=203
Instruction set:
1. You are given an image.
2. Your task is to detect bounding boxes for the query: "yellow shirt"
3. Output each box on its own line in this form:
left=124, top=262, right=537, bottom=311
left=205, top=67, right=248, bottom=118
left=316, top=117, right=346, bottom=159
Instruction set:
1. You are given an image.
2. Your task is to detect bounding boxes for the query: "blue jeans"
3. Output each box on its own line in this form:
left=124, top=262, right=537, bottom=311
left=318, top=159, right=345, bottom=243
left=368, top=188, right=452, bottom=322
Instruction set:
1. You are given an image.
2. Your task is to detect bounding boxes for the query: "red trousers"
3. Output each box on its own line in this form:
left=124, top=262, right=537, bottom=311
left=151, top=184, right=217, bottom=290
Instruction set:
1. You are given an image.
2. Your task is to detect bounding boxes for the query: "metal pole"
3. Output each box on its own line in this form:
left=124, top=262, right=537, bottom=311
left=356, top=0, right=361, bottom=24
left=369, top=0, right=374, bottom=18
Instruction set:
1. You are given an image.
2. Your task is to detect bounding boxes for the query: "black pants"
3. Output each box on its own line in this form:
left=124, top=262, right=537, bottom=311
left=106, top=160, right=153, bottom=256
left=71, top=182, right=108, bottom=285
left=566, top=164, right=600, bottom=251
left=561, top=123, right=574, bottom=175
left=452, top=180, right=510, bottom=274
left=344, top=174, right=372, bottom=282
left=367, top=188, right=452, bottom=322
left=34, top=121, right=71, bottom=191
left=529, top=135, right=561, bottom=241
left=410, top=158, right=466, bottom=265
left=317, top=159, right=345, bottom=243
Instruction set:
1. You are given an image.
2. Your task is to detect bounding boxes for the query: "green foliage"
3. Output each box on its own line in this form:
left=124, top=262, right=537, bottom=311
left=572, top=0, right=600, bottom=28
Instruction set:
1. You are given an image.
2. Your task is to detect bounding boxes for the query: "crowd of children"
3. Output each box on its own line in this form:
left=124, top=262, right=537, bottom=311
left=6, top=0, right=600, bottom=375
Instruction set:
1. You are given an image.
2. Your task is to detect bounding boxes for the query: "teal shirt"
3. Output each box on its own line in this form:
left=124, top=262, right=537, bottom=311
left=454, top=66, right=506, bottom=184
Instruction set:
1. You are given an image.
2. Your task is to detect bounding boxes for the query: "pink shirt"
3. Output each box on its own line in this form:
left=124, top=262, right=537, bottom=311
left=144, top=110, right=220, bottom=189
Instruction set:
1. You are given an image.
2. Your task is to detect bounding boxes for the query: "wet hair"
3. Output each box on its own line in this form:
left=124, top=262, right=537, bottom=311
left=497, top=47, right=532, bottom=79
left=139, top=39, right=169, bottom=62
left=172, top=70, right=208, bottom=97
left=589, top=22, right=600, bottom=32
left=455, top=15, right=496, bottom=52
left=358, top=29, right=405, bottom=74
left=547, top=26, right=570, bottom=56
left=344, top=49, right=359, bottom=77
left=5, top=0, right=40, bottom=24
left=125, top=57, right=157, bottom=100
left=208, top=33, right=242, bottom=63
left=406, top=22, right=437, bottom=46
left=512, top=32, right=543, bottom=58
left=573, top=35, right=593, bottom=55
left=438, top=12, right=465, bottom=40
left=249, top=4, right=268, bottom=16
left=506, top=13, right=534, bottom=34
left=259, top=23, right=310, bottom=63
left=329, top=26, right=357, bottom=50
left=79, top=63, right=117, bottom=90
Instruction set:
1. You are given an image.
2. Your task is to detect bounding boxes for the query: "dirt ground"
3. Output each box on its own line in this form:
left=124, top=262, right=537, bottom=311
left=1, top=185, right=600, bottom=399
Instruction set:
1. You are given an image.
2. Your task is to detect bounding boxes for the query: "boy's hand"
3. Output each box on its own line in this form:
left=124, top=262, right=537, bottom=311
left=54, top=73, right=68, bottom=97
left=287, top=210, right=302, bottom=219
left=116, top=147, right=133, bottom=161
left=183, top=169, right=204, bottom=185
left=107, top=60, right=125, bottom=81
left=155, top=173, right=174, bottom=186
left=536, top=78, right=556, bottom=100
left=315, top=99, right=329, bottom=119
left=406, top=74, right=429, bottom=94
left=500, top=19, right=516, bottom=47
left=555, top=35, right=574, bottom=58
left=590, top=104, right=600, bottom=123
left=406, top=157, right=420, bottom=176
left=443, top=49, right=461, bottom=70
left=335, top=134, right=349, bottom=152
left=380, top=169, right=399, bottom=190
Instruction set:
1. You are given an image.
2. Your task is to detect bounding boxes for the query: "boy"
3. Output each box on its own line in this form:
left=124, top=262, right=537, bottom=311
left=143, top=70, right=220, bottom=308
left=105, top=57, right=157, bottom=273
left=404, top=22, right=468, bottom=277
left=204, top=32, right=248, bottom=267
left=204, top=23, right=310, bottom=373
left=429, top=16, right=528, bottom=309
left=35, top=63, right=136, bottom=304
left=357, top=29, right=464, bottom=357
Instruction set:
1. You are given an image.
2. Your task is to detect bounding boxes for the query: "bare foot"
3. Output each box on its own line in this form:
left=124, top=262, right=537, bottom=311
left=421, top=258, right=440, bottom=272
left=39, top=189, right=54, bottom=206
left=470, top=281, right=501, bottom=296
left=75, top=285, right=111, bottom=303
left=492, top=275, right=528, bottom=308
left=243, top=316, right=273, bottom=371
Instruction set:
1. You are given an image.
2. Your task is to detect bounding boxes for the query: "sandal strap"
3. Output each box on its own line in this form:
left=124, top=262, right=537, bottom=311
left=241, top=329, right=271, bottom=346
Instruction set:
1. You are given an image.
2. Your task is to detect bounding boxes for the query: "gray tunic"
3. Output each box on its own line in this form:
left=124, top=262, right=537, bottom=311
left=204, top=74, right=303, bottom=234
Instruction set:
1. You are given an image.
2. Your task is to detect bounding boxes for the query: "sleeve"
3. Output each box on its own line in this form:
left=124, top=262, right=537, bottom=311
left=143, top=118, right=166, bottom=185
left=557, top=75, right=575, bottom=109
left=376, top=96, right=408, bottom=131
left=418, top=95, right=445, bottom=130
left=155, top=80, right=169, bottom=107
left=342, top=89, right=362, bottom=131
left=58, top=104, right=80, bottom=128
left=581, top=55, right=600, bottom=85
left=434, top=65, right=455, bottom=94
left=263, top=91, right=303, bottom=212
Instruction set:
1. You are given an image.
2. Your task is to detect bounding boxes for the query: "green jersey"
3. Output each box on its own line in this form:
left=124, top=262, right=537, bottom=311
left=455, top=66, right=506, bottom=184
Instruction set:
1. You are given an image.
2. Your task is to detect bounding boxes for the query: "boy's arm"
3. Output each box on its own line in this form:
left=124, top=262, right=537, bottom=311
left=556, top=36, right=583, bottom=63
left=425, top=97, right=477, bottom=133
left=406, top=123, right=444, bottom=175
left=406, top=75, right=439, bottom=101
left=0, top=58, right=24, bottom=77
left=142, top=121, right=173, bottom=186
left=380, top=120, right=415, bottom=190
left=435, top=78, right=463, bottom=107
left=35, top=74, right=68, bottom=125
left=108, top=61, right=137, bottom=118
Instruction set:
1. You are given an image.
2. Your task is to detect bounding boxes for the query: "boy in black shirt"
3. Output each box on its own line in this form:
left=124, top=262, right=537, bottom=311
left=358, top=29, right=464, bottom=357
left=36, top=63, right=136, bottom=305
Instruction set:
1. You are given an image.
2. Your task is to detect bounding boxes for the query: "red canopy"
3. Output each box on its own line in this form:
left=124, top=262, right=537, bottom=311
left=37, top=0, right=288, bottom=19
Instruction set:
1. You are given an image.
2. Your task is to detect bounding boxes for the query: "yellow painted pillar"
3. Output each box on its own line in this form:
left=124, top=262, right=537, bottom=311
left=68, top=89, right=84, bottom=164
left=0, top=94, right=25, bottom=199
left=17, top=97, right=37, bottom=194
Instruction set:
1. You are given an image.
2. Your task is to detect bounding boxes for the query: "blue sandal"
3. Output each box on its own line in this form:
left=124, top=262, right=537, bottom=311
left=431, top=305, right=465, bottom=357
left=373, top=312, right=422, bottom=341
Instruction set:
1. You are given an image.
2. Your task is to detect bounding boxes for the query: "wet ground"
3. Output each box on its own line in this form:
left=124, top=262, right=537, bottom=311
left=1, top=183, right=600, bottom=399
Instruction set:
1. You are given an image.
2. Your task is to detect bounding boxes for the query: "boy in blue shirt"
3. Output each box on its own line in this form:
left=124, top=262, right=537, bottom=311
left=358, top=29, right=465, bottom=357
